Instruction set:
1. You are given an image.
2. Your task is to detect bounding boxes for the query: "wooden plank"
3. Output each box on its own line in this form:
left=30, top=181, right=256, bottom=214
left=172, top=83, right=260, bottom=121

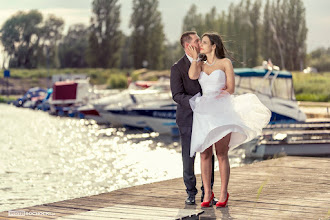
left=1, top=156, right=329, bottom=219
left=57, top=205, right=202, bottom=220
left=107, top=204, right=202, bottom=216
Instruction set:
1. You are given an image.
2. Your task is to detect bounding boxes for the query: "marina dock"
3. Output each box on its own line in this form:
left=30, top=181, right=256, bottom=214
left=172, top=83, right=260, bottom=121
left=1, top=156, right=329, bottom=219
left=245, top=120, right=330, bottom=158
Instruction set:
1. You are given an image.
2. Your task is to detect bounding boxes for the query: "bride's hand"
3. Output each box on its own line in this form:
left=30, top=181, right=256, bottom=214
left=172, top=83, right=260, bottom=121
left=187, top=44, right=198, bottom=60
left=216, top=89, right=230, bottom=99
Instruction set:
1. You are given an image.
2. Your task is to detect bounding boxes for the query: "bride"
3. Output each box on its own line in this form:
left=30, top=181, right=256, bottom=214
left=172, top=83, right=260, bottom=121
left=187, top=32, right=271, bottom=208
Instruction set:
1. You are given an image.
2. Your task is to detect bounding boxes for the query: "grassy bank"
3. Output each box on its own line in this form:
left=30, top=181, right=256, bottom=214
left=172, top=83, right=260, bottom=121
left=0, top=68, right=171, bottom=89
left=1, top=68, right=328, bottom=102
left=0, top=95, right=17, bottom=103
left=292, top=71, right=330, bottom=102
left=1, top=68, right=127, bottom=79
left=0, top=68, right=129, bottom=87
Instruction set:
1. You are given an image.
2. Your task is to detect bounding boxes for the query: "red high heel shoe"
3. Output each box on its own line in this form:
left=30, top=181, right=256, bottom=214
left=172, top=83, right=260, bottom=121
left=201, top=192, right=214, bottom=207
left=216, top=193, right=229, bottom=208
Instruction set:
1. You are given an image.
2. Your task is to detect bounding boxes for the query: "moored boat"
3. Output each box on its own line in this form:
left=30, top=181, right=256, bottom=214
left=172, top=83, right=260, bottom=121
left=234, top=68, right=306, bottom=123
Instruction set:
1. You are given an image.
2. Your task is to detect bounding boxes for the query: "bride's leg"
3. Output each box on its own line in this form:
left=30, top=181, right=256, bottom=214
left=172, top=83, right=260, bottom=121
left=215, top=133, right=231, bottom=202
left=200, top=146, right=213, bottom=202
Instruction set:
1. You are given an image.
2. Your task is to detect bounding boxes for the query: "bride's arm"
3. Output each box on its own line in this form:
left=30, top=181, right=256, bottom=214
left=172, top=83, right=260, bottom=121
left=187, top=45, right=202, bottom=80
left=223, top=58, right=235, bottom=94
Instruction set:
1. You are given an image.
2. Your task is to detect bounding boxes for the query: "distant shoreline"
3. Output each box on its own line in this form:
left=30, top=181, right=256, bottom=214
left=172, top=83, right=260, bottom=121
left=0, top=68, right=329, bottom=102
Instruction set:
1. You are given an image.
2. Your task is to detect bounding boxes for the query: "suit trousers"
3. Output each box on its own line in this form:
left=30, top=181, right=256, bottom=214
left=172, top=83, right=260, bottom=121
left=179, top=126, right=214, bottom=197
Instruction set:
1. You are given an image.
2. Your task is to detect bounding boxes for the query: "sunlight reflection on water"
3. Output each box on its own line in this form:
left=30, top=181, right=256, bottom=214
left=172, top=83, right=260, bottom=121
left=0, top=104, right=255, bottom=211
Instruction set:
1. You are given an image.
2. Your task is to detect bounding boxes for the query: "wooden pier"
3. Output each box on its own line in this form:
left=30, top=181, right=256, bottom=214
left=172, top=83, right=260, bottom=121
left=1, top=156, right=329, bottom=219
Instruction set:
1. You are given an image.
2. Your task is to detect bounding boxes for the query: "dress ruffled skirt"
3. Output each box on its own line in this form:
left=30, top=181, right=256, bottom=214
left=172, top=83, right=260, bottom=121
left=189, top=91, right=271, bottom=157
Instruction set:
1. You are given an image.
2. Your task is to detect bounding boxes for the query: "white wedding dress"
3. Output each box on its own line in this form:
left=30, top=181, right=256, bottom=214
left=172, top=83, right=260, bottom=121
left=189, top=69, right=271, bottom=157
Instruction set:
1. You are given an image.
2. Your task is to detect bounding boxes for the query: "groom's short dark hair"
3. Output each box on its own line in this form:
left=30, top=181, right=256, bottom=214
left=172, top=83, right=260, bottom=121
left=180, top=31, right=197, bottom=48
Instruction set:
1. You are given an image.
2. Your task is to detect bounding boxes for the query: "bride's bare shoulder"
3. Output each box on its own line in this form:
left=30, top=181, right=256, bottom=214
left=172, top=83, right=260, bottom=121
left=221, top=58, right=233, bottom=69
left=221, top=58, right=232, bottom=64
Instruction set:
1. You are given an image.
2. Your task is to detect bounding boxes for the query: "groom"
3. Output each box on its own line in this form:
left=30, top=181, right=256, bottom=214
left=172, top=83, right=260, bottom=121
left=170, top=31, right=215, bottom=205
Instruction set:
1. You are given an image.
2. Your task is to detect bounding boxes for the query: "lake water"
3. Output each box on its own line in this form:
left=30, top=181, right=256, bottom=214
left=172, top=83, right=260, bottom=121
left=0, top=104, right=258, bottom=212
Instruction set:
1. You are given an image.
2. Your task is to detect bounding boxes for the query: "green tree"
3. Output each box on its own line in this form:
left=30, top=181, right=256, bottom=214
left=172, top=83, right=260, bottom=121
left=38, top=14, right=64, bottom=68
left=86, top=30, right=99, bottom=68
left=148, top=14, right=165, bottom=69
left=181, top=0, right=307, bottom=70
left=309, top=47, right=330, bottom=59
left=286, top=0, right=307, bottom=70
left=218, top=11, right=228, bottom=36
left=130, top=0, right=165, bottom=69
left=87, top=0, right=122, bottom=68
left=249, top=0, right=262, bottom=67
left=266, top=0, right=307, bottom=70
left=120, top=35, right=133, bottom=69
left=163, top=41, right=182, bottom=69
left=271, top=0, right=287, bottom=69
left=58, top=24, right=89, bottom=68
left=226, top=1, right=249, bottom=66
left=228, top=0, right=262, bottom=67
left=182, top=4, right=204, bottom=34
left=226, top=3, right=235, bottom=52
left=308, top=47, right=330, bottom=71
left=0, top=10, right=43, bottom=68
left=262, top=0, right=272, bottom=61
left=204, top=7, right=218, bottom=33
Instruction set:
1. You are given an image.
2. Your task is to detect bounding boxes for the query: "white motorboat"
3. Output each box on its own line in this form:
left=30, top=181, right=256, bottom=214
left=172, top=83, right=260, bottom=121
left=130, top=99, right=177, bottom=135
left=77, top=104, right=108, bottom=124
left=102, top=90, right=173, bottom=129
left=49, top=79, right=93, bottom=115
left=93, top=78, right=172, bottom=128
left=77, top=89, right=119, bottom=123
left=234, top=68, right=306, bottom=123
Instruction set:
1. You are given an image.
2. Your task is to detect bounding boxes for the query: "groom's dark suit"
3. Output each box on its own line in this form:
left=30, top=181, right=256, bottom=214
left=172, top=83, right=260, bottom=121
left=170, top=55, right=214, bottom=199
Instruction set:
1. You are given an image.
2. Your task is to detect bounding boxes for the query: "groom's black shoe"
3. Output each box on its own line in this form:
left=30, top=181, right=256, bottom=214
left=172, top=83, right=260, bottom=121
left=185, top=195, right=196, bottom=205
left=213, top=197, right=219, bottom=205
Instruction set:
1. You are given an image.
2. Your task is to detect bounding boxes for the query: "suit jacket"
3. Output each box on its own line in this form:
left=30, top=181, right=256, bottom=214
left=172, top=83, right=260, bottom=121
left=170, top=55, right=202, bottom=127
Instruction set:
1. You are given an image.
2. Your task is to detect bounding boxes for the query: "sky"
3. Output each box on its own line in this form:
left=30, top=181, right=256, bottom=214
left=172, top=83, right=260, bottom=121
left=0, top=0, right=329, bottom=65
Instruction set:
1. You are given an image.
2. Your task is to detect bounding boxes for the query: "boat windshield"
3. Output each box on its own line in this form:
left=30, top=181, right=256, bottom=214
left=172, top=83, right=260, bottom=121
left=271, top=77, right=295, bottom=100
left=235, top=76, right=295, bottom=100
